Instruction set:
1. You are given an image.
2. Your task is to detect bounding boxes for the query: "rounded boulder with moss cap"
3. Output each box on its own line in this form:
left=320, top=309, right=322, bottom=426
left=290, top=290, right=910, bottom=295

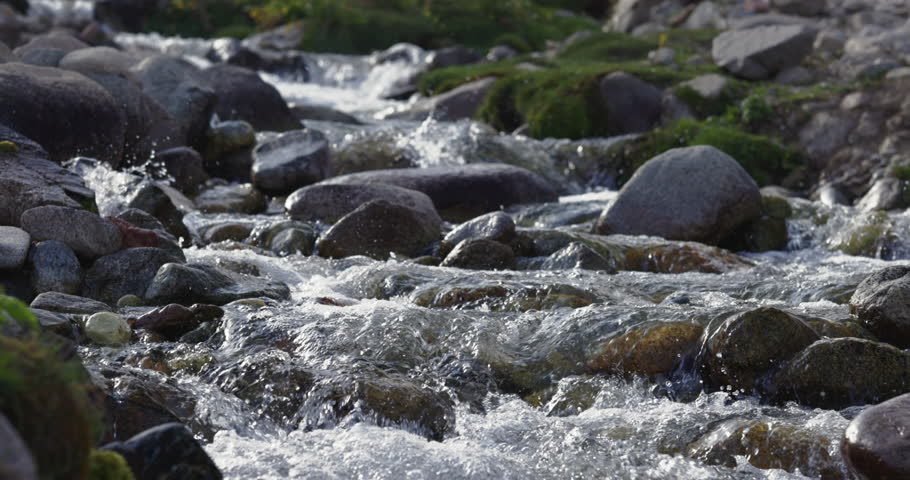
left=594, top=145, right=762, bottom=245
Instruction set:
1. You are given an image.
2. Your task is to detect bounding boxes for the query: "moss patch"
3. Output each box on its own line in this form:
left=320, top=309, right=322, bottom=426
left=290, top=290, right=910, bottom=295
left=0, top=141, right=19, bottom=153
left=88, top=450, right=136, bottom=480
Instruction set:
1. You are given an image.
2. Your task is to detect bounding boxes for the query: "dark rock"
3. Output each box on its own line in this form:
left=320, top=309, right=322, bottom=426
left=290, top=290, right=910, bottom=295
left=588, top=322, right=704, bottom=378
left=286, top=183, right=441, bottom=226
left=194, top=183, right=266, bottom=215
left=0, top=413, right=37, bottom=480
left=200, top=64, right=299, bottom=132
left=0, top=63, right=125, bottom=165
left=27, top=240, right=82, bottom=295
left=289, top=104, right=362, bottom=125
left=152, top=147, right=209, bottom=194
left=209, top=38, right=308, bottom=77
left=598, top=72, right=663, bottom=135
left=316, top=200, right=441, bottom=260
left=487, top=45, right=518, bottom=62
left=83, top=248, right=182, bottom=304
left=540, top=241, right=617, bottom=272
left=58, top=46, right=138, bottom=77
left=252, top=129, right=331, bottom=195
left=427, top=46, right=482, bottom=71
left=20, top=206, right=122, bottom=259
left=13, top=32, right=88, bottom=57
left=387, top=78, right=496, bottom=122
left=439, top=211, right=515, bottom=256
left=200, top=222, right=252, bottom=244
left=133, top=303, right=221, bottom=340
left=107, top=217, right=159, bottom=249
left=123, top=182, right=194, bottom=244
left=32, top=308, right=78, bottom=340
left=440, top=238, right=516, bottom=270
left=850, top=266, right=910, bottom=349
left=594, top=146, right=762, bottom=245
left=30, top=292, right=112, bottom=315
left=102, top=423, right=222, bottom=480
left=702, top=307, right=819, bottom=396
left=94, top=0, right=159, bottom=32
left=323, top=164, right=559, bottom=222
left=776, top=338, right=910, bottom=409
left=774, top=0, right=825, bottom=16
left=712, top=25, right=816, bottom=80
left=18, top=48, right=66, bottom=67
left=0, top=226, right=29, bottom=270
left=269, top=228, right=314, bottom=256
left=145, top=263, right=290, bottom=306
left=842, top=393, right=910, bottom=479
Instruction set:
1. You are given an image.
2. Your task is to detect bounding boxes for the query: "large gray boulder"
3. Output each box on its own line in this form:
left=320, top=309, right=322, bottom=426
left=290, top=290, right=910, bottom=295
left=145, top=263, right=290, bottom=306
left=440, top=238, right=516, bottom=270
left=285, top=183, right=441, bottom=226
left=316, top=200, right=440, bottom=260
left=252, top=129, right=331, bottom=196
left=83, top=247, right=183, bottom=304
left=322, top=164, right=559, bottom=222
left=712, top=25, right=816, bottom=80
left=200, top=64, right=300, bottom=132
left=598, top=72, right=663, bottom=135
left=0, top=226, right=29, bottom=270
left=843, top=393, right=910, bottom=479
left=58, top=46, right=139, bottom=77
left=20, top=206, right=122, bottom=259
left=850, top=266, right=910, bottom=349
left=594, top=146, right=761, bottom=245
left=0, top=63, right=126, bottom=165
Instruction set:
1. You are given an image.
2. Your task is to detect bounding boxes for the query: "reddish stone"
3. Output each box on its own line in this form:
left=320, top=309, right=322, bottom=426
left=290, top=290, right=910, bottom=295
left=107, top=216, right=159, bottom=249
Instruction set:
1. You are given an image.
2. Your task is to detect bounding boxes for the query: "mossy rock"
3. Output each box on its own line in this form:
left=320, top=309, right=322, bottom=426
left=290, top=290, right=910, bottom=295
left=831, top=211, right=900, bottom=259
left=88, top=450, right=135, bottom=480
left=0, top=141, right=20, bottom=153
left=587, top=322, right=704, bottom=379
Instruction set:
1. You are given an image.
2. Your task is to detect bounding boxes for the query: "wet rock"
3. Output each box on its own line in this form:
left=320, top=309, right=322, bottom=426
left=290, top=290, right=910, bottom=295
left=252, top=129, right=331, bottom=195
left=58, top=46, right=138, bottom=77
left=440, top=211, right=515, bottom=256
left=842, top=393, right=910, bottom=479
left=30, top=292, right=113, bottom=316
left=588, top=322, right=703, bottom=378
left=286, top=183, right=440, bottom=226
left=194, top=183, right=266, bottom=215
left=83, top=248, right=183, bottom=304
left=153, top=147, right=209, bottom=194
left=203, top=120, right=256, bottom=177
left=20, top=206, right=122, bottom=259
left=18, top=48, right=65, bottom=67
left=268, top=228, right=315, bottom=256
left=102, top=423, right=222, bottom=480
left=0, top=226, right=29, bottom=270
left=201, top=64, right=299, bottom=132
left=123, top=181, right=194, bottom=244
left=702, top=307, right=819, bottom=396
left=134, top=303, right=222, bottom=340
left=32, top=309, right=78, bottom=340
left=413, top=283, right=595, bottom=311
left=200, top=222, right=253, bottom=244
left=13, top=32, right=88, bottom=58
left=27, top=240, right=82, bottom=295
left=387, top=77, right=496, bottom=122
left=289, top=103, right=362, bottom=125
left=540, top=241, right=617, bottom=272
left=855, top=177, right=909, bottom=212
left=441, top=238, right=516, bottom=270
left=487, top=45, right=518, bottom=62
left=776, top=338, right=910, bottom=409
left=0, top=413, right=37, bottom=480
left=712, top=25, right=816, bottom=80
left=850, top=266, right=910, bottom=348
left=317, top=200, right=440, bottom=260
left=145, top=263, right=290, bottom=306
left=323, top=164, right=558, bottom=222
left=607, top=0, right=660, bottom=32
left=594, top=146, right=762, bottom=245
left=84, top=312, right=131, bottom=346
left=427, top=45, right=481, bottom=70
left=598, top=72, right=663, bottom=135
left=0, top=63, right=125, bottom=165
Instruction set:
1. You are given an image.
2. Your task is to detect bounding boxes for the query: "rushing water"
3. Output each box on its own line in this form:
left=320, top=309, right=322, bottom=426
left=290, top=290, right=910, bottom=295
left=68, top=31, right=910, bottom=479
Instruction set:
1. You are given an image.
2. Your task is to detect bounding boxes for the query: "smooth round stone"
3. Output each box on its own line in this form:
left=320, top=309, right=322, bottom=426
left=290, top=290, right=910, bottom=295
left=84, top=312, right=131, bottom=346
left=843, top=393, right=910, bottom=479
left=0, top=226, right=30, bottom=270
left=117, top=295, right=144, bottom=308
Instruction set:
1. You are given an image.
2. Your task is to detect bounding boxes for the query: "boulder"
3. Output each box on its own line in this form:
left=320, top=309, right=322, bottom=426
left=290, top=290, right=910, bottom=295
left=83, top=248, right=183, bottom=304
left=842, top=393, right=910, bottom=479
left=133, top=303, right=222, bottom=340
left=122, top=182, right=194, bottom=244
left=598, top=72, right=663, bottom=135
left=18, top=49, right=66, bottom=67
left=102, top=423, right=222, bottom=480
left=194, top=183, right=266, bottom=215
left=27, top=240, right=82, bottom=295
left=0, top=63, right=125, bottom=165
left=322, top=164, right=559, bottom=222
left=607, top=0, right=661, bottom=33
left=440, top=238, right=516, bottom=270
left=84, top=312, right=131, bottom=346
left=145, top=263, right=290, bottom=306
left=593, top=146, right=762, bottom=245
left=540, top=241, right=617, bottom=272
left=712, top=25, right=816, bottom=80
left=588, top=322, right=704, bottom=378
left=20, top=206, right=122, bottom=259
left=58, top=46, right=138, bottom=77
left=30, top=292, right=112, bottom=315
left=386, top=77, right=496, bottom=122
left=94, top=0, right=159, bottom=32
left=152, top=147, right=209, bottom=194
left=251, top=129, right=331, bottom=195
left=12, top=32, right=88, bottom=58
left=0, top=226, right=29, bottom=270
left=439, top=211, right=515, bottom=256
left=286, top=183, right=441, bottom=226
left=316, top=200, right=441, bottom=260
left=200, top=64, right=299, bottom=132
left=850, top=266, right=910, bottom=348
left=427, top=46, right=482, bottom=70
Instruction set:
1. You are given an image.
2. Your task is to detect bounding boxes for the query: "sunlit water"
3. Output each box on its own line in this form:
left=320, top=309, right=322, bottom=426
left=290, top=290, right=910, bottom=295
left=68, top=29, right=910, bottom=480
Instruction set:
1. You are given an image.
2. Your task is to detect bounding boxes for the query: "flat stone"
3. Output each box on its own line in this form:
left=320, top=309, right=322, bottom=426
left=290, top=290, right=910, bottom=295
left=0, top=226, right=29, bottom=270
left=712, top=25, right=817, bottom=79
left=20, top=206, right=122, bottom=259
left=30, top=292, right=112, bottom=315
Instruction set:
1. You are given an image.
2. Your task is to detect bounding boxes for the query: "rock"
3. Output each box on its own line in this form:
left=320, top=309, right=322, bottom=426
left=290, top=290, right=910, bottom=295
left=681, top=74, right=730, bottom=100
left=316, top=200, right=440, bottom=260
left=208, top=38, right=308, bottom=76
left=598, top=72, right=663, bottom=135
left=251, top=129, right=331, bottom=195
left=594, top=146, right=762, bottom=245
left=323, top=164, right=559, bottom=222
left=152, top=147, right=209, bottom=194
left=107, top=217, right=160, bottom=249
left=414, top=282, right=595, bottom=312
left=194, top=183, right=266, bottom=215
left=712, top=25, right=817, bottom=80
left=200, top=222, right=252, bottom=244
left=93, top=0, right=159, bottom=31
left=607, top=0, right=660, bottom=32
left=18, top=48, right=66, bottom=67
left=427, top=45, right=482, bottom=70
left=0, top=412, right=37, bottom=480
left=117, top=295, right=143, bottom=307
left=540, top=241, right=617, bottom=272
left=269, top=228, right=314, bottom=256
left=84, top=312, right=131, bottom=345
left=123, top=182, right=194, bottom=244
left=486, top=45, right=517, bottom=62
left=776, top=338, right=910, bottom=409
left=32, top=308, right=78, bottom=340
left=850, top=266, right=910, bottom=348
left=145, top=263, right=290, bottom=306
left=440, top=211, right=515, bottom=256
left=440, top=238, right=516, bottom=270
left=702, top=307, right=819, bottom=396
left=0, top=63, right=125, bottom=165
left=58, top=46, right=138, bottom=77
left=200, top=64, right=299, bottom=132
left=20, top=206, right=122, bottom=259
left=588, top=322, right=703, bottom=378
left=773, top=0, right=825, bottom=16
left=855, top=177, right=909, bottom=212
left=13, top=32, right=88, bottom=57
left=30, top=292, right=112, bottom=315
left=286, top=183, right=441, bottom=226
left=842, top=393, right=910, bottom=479
left=387, top=78, right=496, bottom=122
left=27, top=240, right=82, bottom=295
left=134, top=303, right=222, bottom=340
left=775, top=66, right=813, bottom=85
left=0, top=226, right=29, bottom=270
left=683, top=1, right=726, bottom=30
left=204, top=120, right=256, bottom=161
left=288, top=104, right=362, bottom=125
left=83, top=248, right=182, bottom=304
left=102, top=423, right=222, bottom=480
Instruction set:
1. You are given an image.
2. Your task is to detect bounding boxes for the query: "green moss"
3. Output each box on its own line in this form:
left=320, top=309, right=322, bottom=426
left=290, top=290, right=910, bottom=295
left=0, top=141, right=19, bottom=153
left=88, top=450, right=135, bottom=480
left=557, top=32, right=654, bottom=62
left=0, top=295, right=39, bottom=332
left=674, top=79, right=749, bottom=119
left=493, top=33, right=534, bottom=53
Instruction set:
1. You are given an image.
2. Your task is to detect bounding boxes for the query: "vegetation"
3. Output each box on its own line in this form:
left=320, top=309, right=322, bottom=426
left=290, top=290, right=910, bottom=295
left=88, top=450, right=136, bottom=480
